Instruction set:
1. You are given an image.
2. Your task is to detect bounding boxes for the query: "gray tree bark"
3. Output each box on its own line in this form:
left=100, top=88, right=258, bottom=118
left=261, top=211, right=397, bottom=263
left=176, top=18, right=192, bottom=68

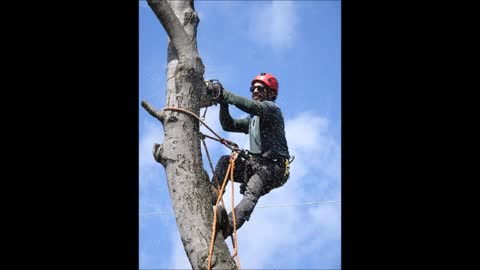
left=142, top=1, right=237, bottom=269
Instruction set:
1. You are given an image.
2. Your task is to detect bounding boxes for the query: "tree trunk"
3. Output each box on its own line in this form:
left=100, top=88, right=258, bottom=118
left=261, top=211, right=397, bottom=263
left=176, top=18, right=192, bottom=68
left=143, top=1, right=237, bottom=269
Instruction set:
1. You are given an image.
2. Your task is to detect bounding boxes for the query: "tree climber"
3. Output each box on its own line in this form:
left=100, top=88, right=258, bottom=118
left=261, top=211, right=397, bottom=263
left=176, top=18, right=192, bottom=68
left=206, top=72, right=291, bottom=239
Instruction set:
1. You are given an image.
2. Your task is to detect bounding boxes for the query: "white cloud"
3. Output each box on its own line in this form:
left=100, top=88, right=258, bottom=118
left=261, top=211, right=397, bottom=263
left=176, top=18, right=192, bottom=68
left=286, top=112, right=341, bottom=184
left=228, top=198, right=340, bottom=269
left=249, top=1, right=298, bottom=50
left=287, top=112, right=328, bottom=151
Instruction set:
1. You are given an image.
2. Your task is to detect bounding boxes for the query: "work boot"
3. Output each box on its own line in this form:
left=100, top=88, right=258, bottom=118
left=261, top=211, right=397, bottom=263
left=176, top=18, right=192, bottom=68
left=215, top=205, right=233, bottom=239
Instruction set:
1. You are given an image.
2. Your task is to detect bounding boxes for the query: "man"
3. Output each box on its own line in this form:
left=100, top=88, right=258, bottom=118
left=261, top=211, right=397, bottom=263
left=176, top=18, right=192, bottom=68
left=207, top=72, right=291, bottom=239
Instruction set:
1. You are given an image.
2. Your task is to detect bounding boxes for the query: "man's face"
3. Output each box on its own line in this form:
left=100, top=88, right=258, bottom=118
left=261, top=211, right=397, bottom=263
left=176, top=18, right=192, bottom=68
left=251, top=82, right=268, bottom=102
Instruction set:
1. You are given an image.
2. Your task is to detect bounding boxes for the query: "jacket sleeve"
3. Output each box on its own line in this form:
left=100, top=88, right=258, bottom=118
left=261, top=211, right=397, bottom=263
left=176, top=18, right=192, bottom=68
left=221, top=89, right=269, bottom=117
left=219, top=103, right=250, bottom=133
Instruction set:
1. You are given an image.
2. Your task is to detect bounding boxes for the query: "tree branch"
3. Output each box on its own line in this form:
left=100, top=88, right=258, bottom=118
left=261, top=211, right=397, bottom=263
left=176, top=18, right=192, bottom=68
left=147, top=0, right=194, bottom=57
left=141, top=100, right=165, bottom=123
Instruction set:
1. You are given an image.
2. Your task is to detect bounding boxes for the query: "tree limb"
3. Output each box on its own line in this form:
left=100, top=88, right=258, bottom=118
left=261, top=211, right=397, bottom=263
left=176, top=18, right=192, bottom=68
left=141, top=100, right=165, bottom=123
left=147, top=0, right=194, bottom=57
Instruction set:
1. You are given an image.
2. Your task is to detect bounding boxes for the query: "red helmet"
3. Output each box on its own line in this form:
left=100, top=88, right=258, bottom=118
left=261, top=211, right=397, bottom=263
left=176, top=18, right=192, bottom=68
left=251, top=72, right=279, bottom=97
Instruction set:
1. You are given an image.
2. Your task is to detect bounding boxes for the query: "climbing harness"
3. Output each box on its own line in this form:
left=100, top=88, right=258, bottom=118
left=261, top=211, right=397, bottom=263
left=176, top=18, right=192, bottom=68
left=201, top=107, right=208, bottom=122
left=284, top=159, right=290, bottom=176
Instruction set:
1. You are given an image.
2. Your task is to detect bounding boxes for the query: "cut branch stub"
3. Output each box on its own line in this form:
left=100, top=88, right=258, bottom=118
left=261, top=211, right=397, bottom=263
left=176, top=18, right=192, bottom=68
left=153, top=143, right=167, bottom=167
left=141, top=100, right=166, bottom=124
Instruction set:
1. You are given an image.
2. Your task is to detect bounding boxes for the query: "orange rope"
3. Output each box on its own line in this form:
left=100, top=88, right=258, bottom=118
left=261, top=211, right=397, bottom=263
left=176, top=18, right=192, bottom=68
left=207, top=151, right=242, bottom=270
left=229, top=153, right=241, bottom=269
left=208, top=160, right=232, bottom=270
left=163, top=107, right=240, bottom=152
left=163, top=107, right=223, bottom=141
left=201, top=138, right=225, bottom=207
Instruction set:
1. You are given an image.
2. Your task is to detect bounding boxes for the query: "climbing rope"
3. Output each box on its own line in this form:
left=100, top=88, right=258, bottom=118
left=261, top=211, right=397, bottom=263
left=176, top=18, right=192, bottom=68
left=229, top=152, right=241, bottom=268
left=163, top=107, right=223, bottom=142
left=201, top=136, right=241, bottom=262
left=207, top=152, right=241, bottom=270
left=207, top=151, right=241, bottom=270
left=200, top=137, right=225, bottom=207
left=163, top=107, right=241, bottom=152
left=162, top=107, right=241, bottom=270
left=201, top=107, right=208, bottom=122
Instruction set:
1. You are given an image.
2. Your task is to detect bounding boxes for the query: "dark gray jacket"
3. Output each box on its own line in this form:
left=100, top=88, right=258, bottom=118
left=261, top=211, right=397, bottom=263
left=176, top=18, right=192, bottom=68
left=219, top=90, right=290, bottom=159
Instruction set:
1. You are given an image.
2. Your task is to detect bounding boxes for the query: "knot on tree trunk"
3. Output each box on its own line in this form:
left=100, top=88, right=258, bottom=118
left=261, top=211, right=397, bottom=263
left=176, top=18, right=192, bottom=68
left=194, top=56, right=205, bottom=74
left=153, top=143, right=167, bottom=166
left=184, top=11, right=199, bottom=26
left=177, top=54, right=205, bottom=76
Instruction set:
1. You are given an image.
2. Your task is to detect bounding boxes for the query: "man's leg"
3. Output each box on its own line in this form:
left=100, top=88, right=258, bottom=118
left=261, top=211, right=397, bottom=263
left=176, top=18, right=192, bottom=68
left=225, top=173, right=264, bottom=235
left=210, top=155, right=246, bottom=205
left=212, top=155, right=230, bottom=186
left=210, top=155, right=230, bottom=205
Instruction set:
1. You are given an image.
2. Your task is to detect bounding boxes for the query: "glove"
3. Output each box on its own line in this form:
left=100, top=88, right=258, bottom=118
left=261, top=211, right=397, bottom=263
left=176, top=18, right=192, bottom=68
left=205, top=79, right=226, bottom=105
left=205, top=79, right=223, bottom=97
left=212, top=81, right=224, bottom=95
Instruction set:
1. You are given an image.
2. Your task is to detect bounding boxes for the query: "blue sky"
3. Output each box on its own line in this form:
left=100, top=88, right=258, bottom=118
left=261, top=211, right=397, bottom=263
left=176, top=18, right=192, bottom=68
left=139, top=1, right=341, bottom=269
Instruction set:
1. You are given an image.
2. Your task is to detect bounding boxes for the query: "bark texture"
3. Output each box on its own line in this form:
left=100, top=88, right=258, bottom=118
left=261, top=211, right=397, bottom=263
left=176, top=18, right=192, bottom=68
left=144, top=1, right=237, bottom=269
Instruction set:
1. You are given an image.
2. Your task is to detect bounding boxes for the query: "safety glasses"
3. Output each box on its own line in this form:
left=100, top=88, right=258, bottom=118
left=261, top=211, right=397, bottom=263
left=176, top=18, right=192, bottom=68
left=250, top=85, right=266, bottom=92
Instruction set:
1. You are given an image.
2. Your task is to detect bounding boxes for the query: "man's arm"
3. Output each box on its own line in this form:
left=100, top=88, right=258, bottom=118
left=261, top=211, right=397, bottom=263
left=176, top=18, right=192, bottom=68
left=219, top=103, right=249, bottom=133
left=221, top=90, right=269, bottom=116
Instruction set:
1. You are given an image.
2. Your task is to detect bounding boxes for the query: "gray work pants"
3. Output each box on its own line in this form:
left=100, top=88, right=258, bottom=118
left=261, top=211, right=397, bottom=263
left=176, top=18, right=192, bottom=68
left=212, top=155, right=289, bottom=232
